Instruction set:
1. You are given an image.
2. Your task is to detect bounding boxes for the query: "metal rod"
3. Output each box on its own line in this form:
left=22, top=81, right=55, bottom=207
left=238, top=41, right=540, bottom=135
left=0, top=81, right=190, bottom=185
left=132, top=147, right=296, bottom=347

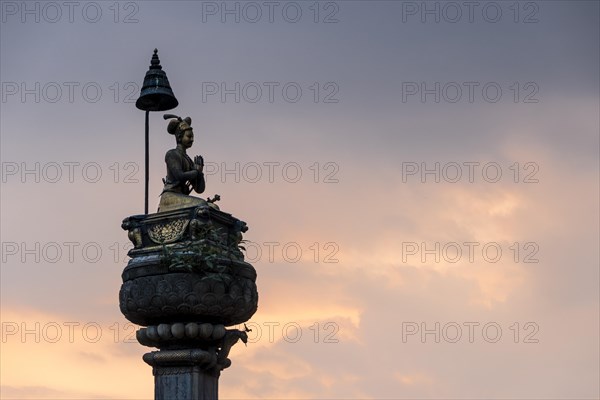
left=144, top=110, right=149, bottom=215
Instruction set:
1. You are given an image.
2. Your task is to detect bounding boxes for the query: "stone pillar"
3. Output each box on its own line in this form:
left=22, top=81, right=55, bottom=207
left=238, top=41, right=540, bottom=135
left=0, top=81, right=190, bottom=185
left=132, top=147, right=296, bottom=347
left=135, top=322, right=248, bottom=400
left=119, top=205, right=258, bottom=400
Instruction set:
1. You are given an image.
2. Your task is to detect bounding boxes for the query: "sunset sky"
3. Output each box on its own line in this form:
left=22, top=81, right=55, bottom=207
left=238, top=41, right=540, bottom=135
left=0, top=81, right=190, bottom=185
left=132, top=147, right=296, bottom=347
left=1, top=1, right=599, bottom=399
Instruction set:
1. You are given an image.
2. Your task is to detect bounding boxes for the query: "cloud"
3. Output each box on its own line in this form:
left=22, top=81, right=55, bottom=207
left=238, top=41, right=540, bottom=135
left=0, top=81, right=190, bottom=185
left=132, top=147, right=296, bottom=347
left=1, top=2, right=598, bottom=398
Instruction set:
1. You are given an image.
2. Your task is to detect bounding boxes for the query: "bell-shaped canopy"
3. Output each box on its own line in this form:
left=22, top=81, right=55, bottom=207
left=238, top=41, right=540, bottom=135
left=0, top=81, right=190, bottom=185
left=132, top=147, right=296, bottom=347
left=136, top=49, right=178, bottom=112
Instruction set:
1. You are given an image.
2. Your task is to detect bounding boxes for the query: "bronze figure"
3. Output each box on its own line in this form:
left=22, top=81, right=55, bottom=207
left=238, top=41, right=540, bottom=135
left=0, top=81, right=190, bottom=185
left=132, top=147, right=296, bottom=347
left=158, top=115, right=208, bottom=212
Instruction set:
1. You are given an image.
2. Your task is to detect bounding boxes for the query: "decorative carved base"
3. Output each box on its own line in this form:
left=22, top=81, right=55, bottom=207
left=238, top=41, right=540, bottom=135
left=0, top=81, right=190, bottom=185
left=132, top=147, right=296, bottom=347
left=120, top=205, right=258, bottom=327
left=120, top=205, right=257, bottom=400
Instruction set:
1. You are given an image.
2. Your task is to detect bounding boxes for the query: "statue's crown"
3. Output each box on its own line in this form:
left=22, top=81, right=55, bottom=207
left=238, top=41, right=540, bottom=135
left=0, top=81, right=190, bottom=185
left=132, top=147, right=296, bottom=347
left=165, top=115, right=192, bottom=135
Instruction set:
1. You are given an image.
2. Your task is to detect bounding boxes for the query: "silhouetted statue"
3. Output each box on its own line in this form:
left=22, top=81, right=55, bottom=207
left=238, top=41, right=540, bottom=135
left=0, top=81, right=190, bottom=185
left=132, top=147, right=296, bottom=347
left=158, top=115, right=207, bottom=212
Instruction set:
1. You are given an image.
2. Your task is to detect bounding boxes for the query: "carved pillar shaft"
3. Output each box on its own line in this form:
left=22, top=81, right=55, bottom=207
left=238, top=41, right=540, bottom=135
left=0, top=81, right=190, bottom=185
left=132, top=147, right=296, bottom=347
left=154, top=368, right=217, bottom=400
left=144, top=349, right=220, bottom=400
left=137, top=323, right=247, bottom=400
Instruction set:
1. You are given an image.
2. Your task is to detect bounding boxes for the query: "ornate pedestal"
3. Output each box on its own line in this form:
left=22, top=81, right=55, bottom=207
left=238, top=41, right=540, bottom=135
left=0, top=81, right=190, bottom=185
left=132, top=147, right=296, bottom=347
left=119, top=204, right=258, bottom=400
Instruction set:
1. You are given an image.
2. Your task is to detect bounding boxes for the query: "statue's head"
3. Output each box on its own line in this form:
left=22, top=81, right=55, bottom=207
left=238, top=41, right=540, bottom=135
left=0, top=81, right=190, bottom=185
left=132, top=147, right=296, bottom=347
left=166, top=116, right=194, bottom=148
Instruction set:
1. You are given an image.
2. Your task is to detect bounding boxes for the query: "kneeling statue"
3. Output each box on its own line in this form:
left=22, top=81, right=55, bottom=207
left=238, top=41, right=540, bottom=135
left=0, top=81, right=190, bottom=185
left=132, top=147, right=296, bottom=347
left=158, top=114, right=207, bottom=212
